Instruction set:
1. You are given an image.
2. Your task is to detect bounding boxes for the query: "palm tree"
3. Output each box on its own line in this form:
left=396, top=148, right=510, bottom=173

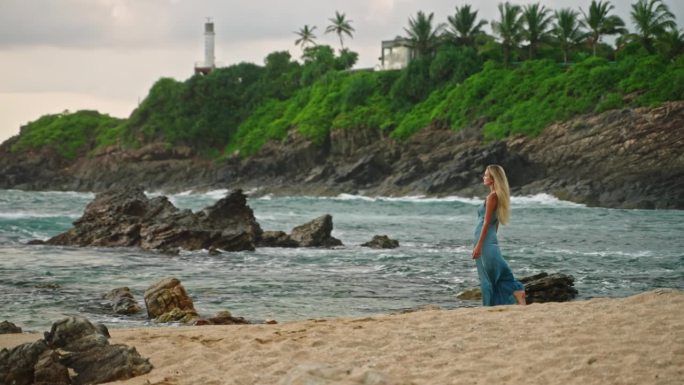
left=446, top=4, right=488, bottom=48
left=630, top=0, right=677, bottom=53
left=553, top=8, right=586, bottom=63
left=404, top=11, right=446, bottom=58
left=522, top=3, right=554, bottom=59
left=294, top=25, right=317, bottom=51
left=656, top=28, right=684, bottom=59
left=491, top=2, right=524, bottom=66
left=325, top=11, right=355, bottom=50
left=581, top=0, right=627, bottom=56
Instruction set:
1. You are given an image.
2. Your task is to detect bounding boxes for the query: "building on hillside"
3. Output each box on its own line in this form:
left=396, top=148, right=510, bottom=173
left=378, top=38, right=413, bottom=70
left=195, top=19, right=216, bottom=75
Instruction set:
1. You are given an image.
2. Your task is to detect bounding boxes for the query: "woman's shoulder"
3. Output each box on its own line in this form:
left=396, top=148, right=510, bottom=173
left=487, top=192, right=498, bottom=201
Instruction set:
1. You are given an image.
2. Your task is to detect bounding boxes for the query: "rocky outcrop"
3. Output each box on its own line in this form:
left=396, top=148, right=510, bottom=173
left=0, top=320, right=22, bottom=334
left=194, top=311, right=250, bottom=326
left=1, top=103, right=682, bottom=209
left=520, top=272, right=578, bottom=304
left=46, top=187, right=262, bottom=252
left=257, top=230, right=299, bottom=248
left=103, top=287, right=141, bottom=315
left=290, top=215, right=343, bottom=248
left=361, top=235, right=399, bottom=249
left=144, top=277, right=199, bottom=323
left=0, top=317, right=152, bottom=385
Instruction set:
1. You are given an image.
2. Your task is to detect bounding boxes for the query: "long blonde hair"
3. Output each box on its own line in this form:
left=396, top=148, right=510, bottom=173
left=487, top=164, right=510, bottom=225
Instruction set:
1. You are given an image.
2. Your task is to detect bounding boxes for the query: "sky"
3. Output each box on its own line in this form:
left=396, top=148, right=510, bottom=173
left=1, top=0, right=682, bottom=143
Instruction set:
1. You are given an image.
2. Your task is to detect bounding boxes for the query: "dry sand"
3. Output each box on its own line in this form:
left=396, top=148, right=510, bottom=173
left=2, top=289, right=683, bottom=385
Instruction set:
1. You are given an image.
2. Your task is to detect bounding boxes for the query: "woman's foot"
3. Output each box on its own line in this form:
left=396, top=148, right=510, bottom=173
left=513, top=290, right=527, bottom=305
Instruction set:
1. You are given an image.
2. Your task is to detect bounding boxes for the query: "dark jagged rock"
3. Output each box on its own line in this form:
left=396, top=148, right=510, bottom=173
left=520, top=272, right=578, bottom=304
left=44, top=316, right=152, bottom=385
left=0, top=320, right=22, bottom=334
left=193, top=311, right=250, bottom=326
left=44, top=316, right=110, bottom=352
left=361, top=235, right=399, bottom=249
left=290, top=215, right=343, bottom=248
left=144, top=277, right=198, bottom=323
left=257, top=230, right=299, bottom=248
left=0, top=340, right=49, bottom=385
left=46, top=187, right=262, bottom=252
left=1, top=319, right=151, bottom=385
left=103, top=287, right=141, bottom=315
left=34, top=350, right=70, bottom=385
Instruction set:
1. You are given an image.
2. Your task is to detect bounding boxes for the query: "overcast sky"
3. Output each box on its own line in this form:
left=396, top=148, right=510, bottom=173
left=1, top=0, right=682, bottom=143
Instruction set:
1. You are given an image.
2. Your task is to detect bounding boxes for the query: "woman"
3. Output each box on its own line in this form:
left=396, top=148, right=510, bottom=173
left=472, top=164, right=526, bottom=306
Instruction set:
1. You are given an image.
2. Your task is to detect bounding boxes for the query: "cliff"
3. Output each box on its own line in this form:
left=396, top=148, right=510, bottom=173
left=1, top=102, right=682, bottom=209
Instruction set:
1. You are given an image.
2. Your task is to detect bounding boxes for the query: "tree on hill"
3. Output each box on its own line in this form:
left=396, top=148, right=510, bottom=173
left=522, top=2, right=554, bottom=59
left=445, top=4, right=488, bottom=49
left=581, top=0, right=627, bottom=56
left=404, top=11, right=446, bottom=58
left=630, top=0, right=677, bottom=54
left=325, top=11, right=355, bottom=50
left=553, top=8, right=586, bottom=64
left=491, top=2, right=524, bottom=66
left=656, top=28, right=684, bottom=60
left=294, top=25, right=317, bottom=53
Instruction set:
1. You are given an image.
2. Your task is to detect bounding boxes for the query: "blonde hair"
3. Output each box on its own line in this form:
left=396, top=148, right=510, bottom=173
left=487, top=164, right=511, bottom=225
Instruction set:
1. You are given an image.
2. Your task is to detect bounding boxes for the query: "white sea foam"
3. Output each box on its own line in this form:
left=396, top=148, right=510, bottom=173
left=510, top=193, right=585, bottom=207
left=0, top=211, right=80, bottom=219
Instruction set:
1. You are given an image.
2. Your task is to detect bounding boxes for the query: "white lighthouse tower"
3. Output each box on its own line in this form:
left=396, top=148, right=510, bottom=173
left=195, top=18, right=215, bottom=75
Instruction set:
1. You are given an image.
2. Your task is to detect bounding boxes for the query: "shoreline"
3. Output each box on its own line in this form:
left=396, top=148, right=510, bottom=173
left=3, top=289, right=682, bottom=385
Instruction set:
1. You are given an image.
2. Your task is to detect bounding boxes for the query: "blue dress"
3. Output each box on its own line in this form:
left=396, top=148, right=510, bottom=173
left=473, top=202, right=524, bottom=306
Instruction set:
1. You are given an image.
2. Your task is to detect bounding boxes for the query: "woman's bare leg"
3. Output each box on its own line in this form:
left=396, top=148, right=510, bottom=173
left=513, top=290, right=526, bottom=305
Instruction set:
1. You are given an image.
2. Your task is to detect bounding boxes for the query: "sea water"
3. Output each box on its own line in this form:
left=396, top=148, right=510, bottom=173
left=1, top=189, right=682, bottom=331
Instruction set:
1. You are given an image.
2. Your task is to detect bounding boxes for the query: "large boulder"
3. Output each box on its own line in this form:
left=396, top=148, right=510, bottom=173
left=520, top=272, right=578, bottom=304
left=0, top=317, right=151, bottom=385
left=46, top=187, right=262, bottom=252
left=44, top=316, right=152, bottom=385
left=144, top=277, right=199, bottom=323
left=0, top=320, right=22, bottom=334
left=361, top=235, right=399, bottom=249
left=103, top=287, right=141, bottom=315
left=290, top=215, right=343, bottom=248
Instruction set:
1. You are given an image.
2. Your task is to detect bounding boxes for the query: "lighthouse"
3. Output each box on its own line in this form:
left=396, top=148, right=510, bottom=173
left=195, top=18, right=215, bottom=75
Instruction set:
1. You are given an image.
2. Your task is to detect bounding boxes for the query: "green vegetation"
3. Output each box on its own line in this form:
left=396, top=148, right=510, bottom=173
left=10, top=111, right=123, bottom=159
left=10, top=0, right=684, bottom=161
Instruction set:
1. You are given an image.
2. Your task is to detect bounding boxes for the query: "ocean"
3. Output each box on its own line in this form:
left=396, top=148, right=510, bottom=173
left=1, top=189, right=682, bottom=331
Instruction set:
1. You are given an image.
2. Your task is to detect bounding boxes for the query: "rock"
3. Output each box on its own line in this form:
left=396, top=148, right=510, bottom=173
left=258, top=230, right=299, bottom=248
left=361, top=235, right=399, bottom=249
left=61, top=343, right=152, bottom=385
left=43, top=316, right=152, bottom=385
left=46, top=187, right=262, bottom=252
left=0, top=320, right=22, bottom=334
left=290, top=215, right=343, bottom=248
left=103, top=287, right=141, bottom=315
left=34, top=350, right=70, bottom=385
left=0, top=340, right=49, bottom=385
left=520, top=272, right=578, bottom=304
left=456, top=288, right=482, bottom=301
left=208, top=311, right=249, bottom=325
left=26, top=239, right=46, bottom=245
left=144, top=277, right=199, bottom=323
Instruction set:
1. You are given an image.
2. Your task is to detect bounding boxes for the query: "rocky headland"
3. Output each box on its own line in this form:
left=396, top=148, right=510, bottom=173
left=1, top=102, right=682, bottom=209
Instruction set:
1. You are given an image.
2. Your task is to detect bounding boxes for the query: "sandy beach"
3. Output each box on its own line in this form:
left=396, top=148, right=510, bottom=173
left=2, top=289, right=683, bottom=385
